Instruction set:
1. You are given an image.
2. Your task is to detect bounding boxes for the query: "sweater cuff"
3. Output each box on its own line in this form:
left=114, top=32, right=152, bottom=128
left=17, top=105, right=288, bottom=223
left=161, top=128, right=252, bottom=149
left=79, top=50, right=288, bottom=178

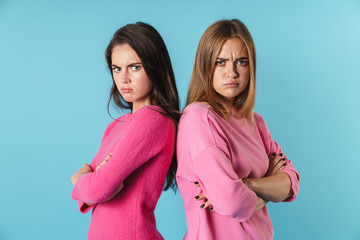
left=78, top=200, right=96, bottom=213
left=282, top=170, right=300, bottom=202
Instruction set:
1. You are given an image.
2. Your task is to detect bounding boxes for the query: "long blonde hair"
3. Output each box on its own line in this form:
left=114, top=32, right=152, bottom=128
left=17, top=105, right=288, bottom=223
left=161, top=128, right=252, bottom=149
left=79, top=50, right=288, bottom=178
left=186, top=19, right=256, bottom=121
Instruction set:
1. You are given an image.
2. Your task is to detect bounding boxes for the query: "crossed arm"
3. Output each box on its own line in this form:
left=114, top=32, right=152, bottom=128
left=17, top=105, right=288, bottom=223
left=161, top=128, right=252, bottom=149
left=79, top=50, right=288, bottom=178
left=195, top=153, right=292, bottom=214
left=244, top=153, right=292, bottom=203
left=71, top=153, right=123, bottom=206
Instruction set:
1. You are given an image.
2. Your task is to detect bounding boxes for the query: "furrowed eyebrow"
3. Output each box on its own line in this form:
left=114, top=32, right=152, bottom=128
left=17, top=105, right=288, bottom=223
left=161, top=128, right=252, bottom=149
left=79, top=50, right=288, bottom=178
left=216, top=57, right=249, bottom=61
left=111, top=63, right=142, bottom=68
left=127, top=62, right=142, bottom=67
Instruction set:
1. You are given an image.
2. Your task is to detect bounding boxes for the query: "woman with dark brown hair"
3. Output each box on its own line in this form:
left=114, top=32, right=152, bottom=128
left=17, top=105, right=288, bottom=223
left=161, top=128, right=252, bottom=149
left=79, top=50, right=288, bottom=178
left=176, top=19, right=300, bottom=239
left=70, top=22, right=179, bottom=240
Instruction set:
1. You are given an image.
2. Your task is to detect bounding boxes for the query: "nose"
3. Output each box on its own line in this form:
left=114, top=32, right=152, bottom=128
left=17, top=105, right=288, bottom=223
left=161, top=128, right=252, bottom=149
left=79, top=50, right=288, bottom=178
left=226, top=63, right=239, bottom=79
left=119, top=70, right=131, bottom=84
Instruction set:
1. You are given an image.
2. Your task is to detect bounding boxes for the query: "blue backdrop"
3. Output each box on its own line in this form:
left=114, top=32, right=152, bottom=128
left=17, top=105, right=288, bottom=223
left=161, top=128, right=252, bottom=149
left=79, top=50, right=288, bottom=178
left=1, top=0, right=359, bottom=239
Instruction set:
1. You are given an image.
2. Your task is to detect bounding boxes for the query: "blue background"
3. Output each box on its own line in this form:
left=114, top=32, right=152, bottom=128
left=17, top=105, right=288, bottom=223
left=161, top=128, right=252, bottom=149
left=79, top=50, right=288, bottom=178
left=1, top=0, right=359, bottom=239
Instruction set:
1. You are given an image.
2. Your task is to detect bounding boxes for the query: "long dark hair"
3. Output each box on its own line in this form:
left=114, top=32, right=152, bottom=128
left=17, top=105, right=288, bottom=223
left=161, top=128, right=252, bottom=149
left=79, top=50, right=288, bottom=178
left=105, top=22, right=180, bottom=191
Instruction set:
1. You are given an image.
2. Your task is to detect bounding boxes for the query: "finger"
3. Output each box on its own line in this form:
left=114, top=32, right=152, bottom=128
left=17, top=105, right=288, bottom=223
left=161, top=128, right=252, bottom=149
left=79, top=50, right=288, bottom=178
left=275, top=163, right=286, bottom=174
left=272, top=158, right=286, bottom=174
left=104, top=152, right=113, bottom=161
left=96, top=154, right=112, bottom=170
left=99, top=160, right=107, bottom=168
left=268, top=152, right=276, bottom=162
left=96, top=161, right=106, bottom=171
left=209, top=205, right=215, bottom=211
left=194, top=181, right=200, bottom=187
left=268, top=154, right=283, bottom=172
left=267, top=154, right=280, bottom=173
left=200, top=200, right=212, bottom=209
left=194, top=193, right=207, bottom=200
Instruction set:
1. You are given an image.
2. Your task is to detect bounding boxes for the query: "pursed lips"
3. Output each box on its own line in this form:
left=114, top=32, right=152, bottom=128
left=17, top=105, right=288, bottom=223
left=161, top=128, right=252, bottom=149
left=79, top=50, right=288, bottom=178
left=224, top=82, right=239, bottom=88
left=121, top=87, right=133, bottom=93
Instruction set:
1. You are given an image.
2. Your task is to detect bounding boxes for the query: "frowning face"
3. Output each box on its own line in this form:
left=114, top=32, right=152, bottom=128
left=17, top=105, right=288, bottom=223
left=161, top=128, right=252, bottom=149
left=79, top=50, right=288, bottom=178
left=111, top=44, right=153, bottom=113
left=212, top=38, right=250, bottom=104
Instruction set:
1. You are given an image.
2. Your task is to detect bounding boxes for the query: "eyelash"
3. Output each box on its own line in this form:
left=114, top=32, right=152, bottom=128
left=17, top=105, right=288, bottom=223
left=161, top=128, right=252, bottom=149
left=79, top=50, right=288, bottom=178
left=215, top=60, right=248, bottom=66
left=112, top=67, right=120, bottom=73
left=131, top=65, right=140, bottom=71
left=112, top=65, right=141, bottom=73
left=236, top=60, right=248, bottom=66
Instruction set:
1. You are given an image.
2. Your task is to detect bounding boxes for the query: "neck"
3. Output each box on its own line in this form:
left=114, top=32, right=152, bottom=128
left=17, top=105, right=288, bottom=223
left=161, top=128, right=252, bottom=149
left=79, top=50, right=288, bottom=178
left=132, top=98, right=152, bottom=113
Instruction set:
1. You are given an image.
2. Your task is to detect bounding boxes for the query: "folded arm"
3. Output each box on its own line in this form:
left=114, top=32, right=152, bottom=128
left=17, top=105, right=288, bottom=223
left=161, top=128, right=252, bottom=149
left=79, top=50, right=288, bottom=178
left=71, top=107, right=174, bottom=205
left=255, top=114, right=300, bottom=202
left=193, top=144, right=258, bottom=222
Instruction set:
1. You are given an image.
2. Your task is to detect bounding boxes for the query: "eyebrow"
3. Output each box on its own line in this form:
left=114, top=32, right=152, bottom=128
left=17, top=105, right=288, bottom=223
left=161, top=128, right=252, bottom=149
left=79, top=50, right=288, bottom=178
left=111, top=63, right=142, bottom=68
left=216, top=57, right=249, bottom=61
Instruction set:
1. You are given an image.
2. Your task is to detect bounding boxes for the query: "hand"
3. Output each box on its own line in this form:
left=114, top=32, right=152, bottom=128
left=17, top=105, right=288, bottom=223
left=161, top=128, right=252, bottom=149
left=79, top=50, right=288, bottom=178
left=243, top=153, right=285, bottom=189
left=71, top=163, right=92, bottom=186
left=96, top=152, right=112, bottom=171
left=265, top=153, right=286, bottom=177
left=194, top=181, right=214, bottom=211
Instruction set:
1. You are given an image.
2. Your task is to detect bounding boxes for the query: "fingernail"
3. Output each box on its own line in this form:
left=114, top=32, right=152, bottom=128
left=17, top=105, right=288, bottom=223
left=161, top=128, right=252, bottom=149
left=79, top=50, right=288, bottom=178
left=282, top=158, right=286, bottom=161
left=194, top=181, right=199, bottom=184
left=272, top=153, right=276, bottom=156
left=200, top=204, right=205, bottom=209
left=209, top=207, right=214, bottom=211
left=283, top=163, right=287, bottom=166
left=279, top=153, right=283, bottom=157
left=194, top=196, right=199, bottom=199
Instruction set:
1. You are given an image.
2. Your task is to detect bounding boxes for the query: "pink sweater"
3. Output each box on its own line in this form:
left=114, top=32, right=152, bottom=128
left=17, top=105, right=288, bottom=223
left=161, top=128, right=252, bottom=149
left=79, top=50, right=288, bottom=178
left=176, top=103, right=300, bottom=240
left=72, top=106, right=176, bottom=240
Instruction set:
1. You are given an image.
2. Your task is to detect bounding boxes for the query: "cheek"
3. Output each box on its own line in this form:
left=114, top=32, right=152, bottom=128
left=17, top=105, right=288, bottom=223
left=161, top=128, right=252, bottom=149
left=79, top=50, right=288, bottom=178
left=137, top=74, right=152, bottom=92
left=212, top=70, right=222, bottom=87
left=112, top=75, right=120, bottom=88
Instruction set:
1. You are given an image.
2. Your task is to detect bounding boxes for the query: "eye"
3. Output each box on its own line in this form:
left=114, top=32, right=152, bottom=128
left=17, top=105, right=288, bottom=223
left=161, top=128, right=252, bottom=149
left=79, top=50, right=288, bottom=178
left=236, top=59, right=248, bottom=66
left=215, top=60, right=225, bottom=66
left=131, top=65, right=141, bottom=71
left=112, top=67, right=120, bottom=73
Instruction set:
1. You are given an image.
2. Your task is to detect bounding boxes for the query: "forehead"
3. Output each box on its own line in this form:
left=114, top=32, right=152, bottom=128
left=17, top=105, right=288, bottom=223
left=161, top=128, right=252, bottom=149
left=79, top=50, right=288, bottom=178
left=111, top=44, right=141, bottom=64
left=218, top=38, right=248, bottom=57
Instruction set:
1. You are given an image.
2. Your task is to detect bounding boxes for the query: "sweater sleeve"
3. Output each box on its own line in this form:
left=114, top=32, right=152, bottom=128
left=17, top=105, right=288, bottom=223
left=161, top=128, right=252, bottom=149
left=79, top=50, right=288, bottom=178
left=71, top=107, right=174, bottom=204
left=179, top=105, right=257, bottom=222
left=74, top=121, right=118, bottom=213
left=255, top=113, right=300, bottom=202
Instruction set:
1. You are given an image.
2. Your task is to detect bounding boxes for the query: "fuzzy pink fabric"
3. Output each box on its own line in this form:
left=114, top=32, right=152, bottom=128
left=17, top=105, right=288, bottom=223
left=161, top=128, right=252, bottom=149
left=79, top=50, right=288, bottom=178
left=176, top=102, right=300, bottom=240
left=72, top=106, right=175, bottom=240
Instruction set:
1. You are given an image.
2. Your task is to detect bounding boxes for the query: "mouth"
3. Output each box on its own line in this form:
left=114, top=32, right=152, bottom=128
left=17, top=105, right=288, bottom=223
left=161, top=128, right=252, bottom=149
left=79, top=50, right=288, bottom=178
left=121, top=87, right=133, bottom=93
left=224, top=82, right=239, bottom=88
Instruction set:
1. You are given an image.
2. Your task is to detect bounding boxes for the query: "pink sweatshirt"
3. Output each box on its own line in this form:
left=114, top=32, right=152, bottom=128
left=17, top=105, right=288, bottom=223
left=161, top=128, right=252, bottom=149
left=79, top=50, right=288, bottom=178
left=72, top=106, right=176, bottom=240
left=176, top=102, right=300, bottom=240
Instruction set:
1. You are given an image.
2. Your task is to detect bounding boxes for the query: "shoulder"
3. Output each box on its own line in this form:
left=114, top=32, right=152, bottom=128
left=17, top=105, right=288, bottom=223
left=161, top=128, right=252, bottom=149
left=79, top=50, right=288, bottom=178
left=104, top=113, right=131, bottom=130
left=253, top=112, right=270, bottom=133
left=254, top=112, right=265, bottom=124
left=181, top=102, right=212, bottom=121
left=180, top=102, right=228, bottom=131
left=179, top=102, right=221, bottom=141
left=131, top=105, right=174, bottom=128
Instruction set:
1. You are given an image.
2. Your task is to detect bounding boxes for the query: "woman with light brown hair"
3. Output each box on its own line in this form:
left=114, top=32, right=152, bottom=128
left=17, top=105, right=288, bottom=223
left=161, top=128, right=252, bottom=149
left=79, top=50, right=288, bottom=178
left=176, top=19, right=300, bottom=239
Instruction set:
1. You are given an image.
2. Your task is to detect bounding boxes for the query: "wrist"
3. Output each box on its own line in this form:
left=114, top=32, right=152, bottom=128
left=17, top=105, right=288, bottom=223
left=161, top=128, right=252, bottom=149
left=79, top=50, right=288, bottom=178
left=243, top=178, right=258, bottom=192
